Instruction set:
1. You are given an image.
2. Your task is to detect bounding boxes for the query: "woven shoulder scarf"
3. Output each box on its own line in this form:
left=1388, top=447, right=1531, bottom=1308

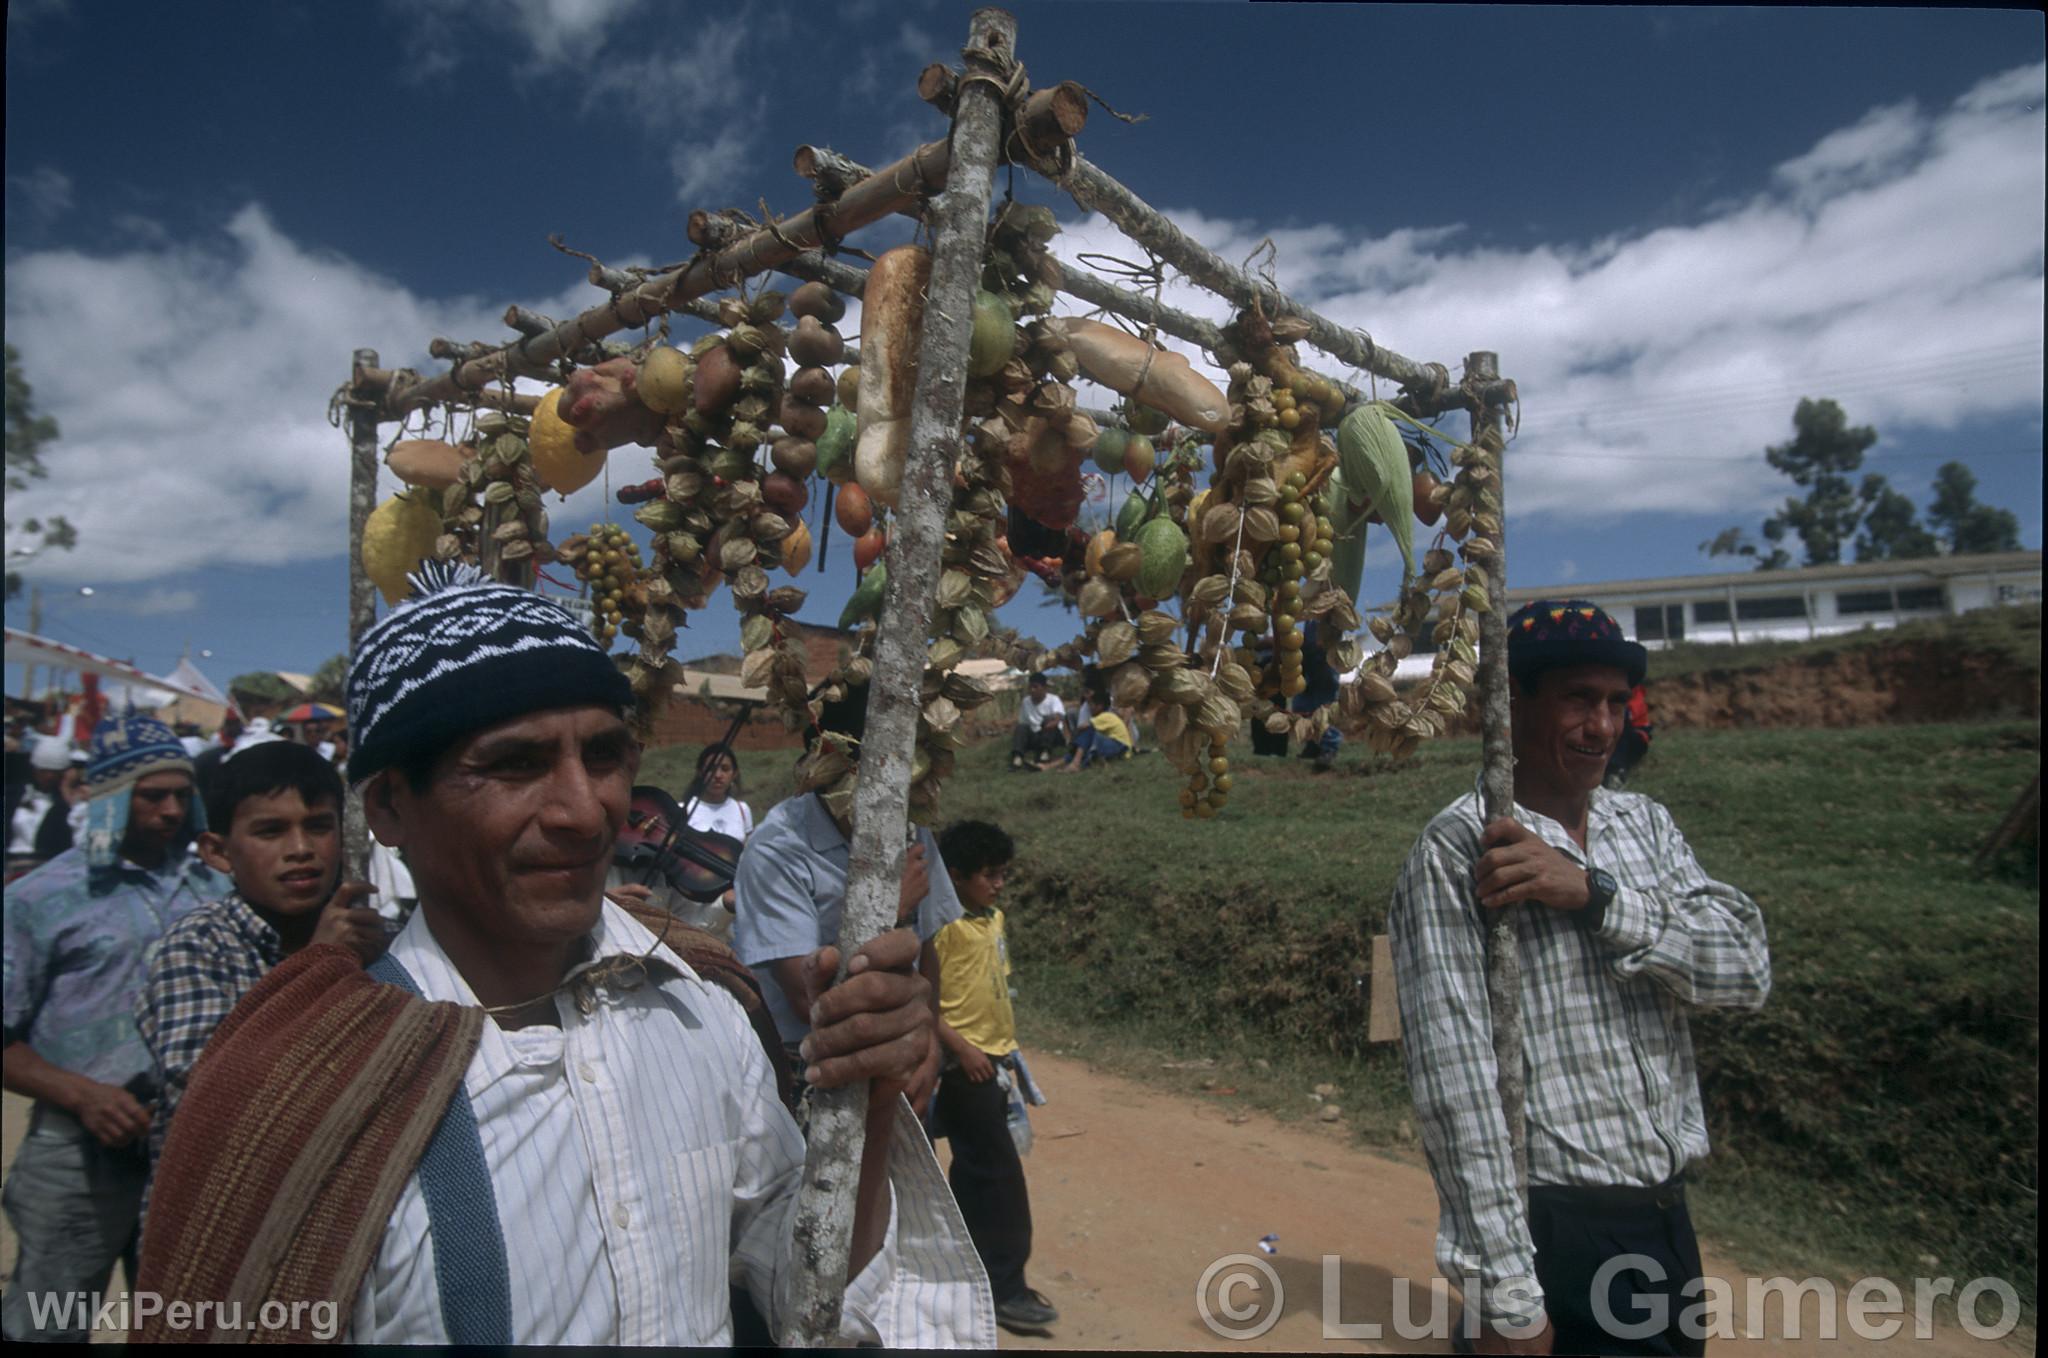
left=135, top=914, right=792, bottom=1343
left=134, top=943, right=482, bottom=1343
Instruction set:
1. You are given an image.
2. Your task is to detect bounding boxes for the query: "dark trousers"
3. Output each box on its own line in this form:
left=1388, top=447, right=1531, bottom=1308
left=1011, top=724, right=1064, bottom=762
left=1529, top=1179, right=1704, bottom=1357
left=933, top=1065, right=1033, bottom=1302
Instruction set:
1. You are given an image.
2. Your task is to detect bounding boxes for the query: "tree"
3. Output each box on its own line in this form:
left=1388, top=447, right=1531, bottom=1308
left=1759, top=397, right=1878, bottom=568
left=4, top=343, right=76, bottom=600
left=1853, top=473, right=1939, bottom=562
left=1927, top=461, right=2022, bottom=557
left=307, top=653, right=349, bottom=705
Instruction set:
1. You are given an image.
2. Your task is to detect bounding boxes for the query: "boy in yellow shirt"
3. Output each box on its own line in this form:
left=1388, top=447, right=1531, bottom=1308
left=932, top=820, right=1056, bottom=1336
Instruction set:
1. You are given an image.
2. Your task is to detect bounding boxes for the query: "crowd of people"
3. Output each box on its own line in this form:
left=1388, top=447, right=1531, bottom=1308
left=0, top=580, right=1765, bottom=1354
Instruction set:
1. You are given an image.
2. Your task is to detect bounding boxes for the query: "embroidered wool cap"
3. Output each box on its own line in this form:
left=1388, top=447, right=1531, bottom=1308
left=85, top=714, right=195, bottom=801
left=346, top=562, right=633, bottom=787
left=1507, top=599, right=1648, bottom=688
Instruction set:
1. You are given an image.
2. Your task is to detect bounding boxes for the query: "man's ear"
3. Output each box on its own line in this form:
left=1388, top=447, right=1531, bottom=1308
left=195, top=830, right=234, bottom=877
left=361, top=770, right=406, bottom=849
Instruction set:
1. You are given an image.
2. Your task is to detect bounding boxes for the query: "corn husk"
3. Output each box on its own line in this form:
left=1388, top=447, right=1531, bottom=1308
left=1151, top=666, right=1207, bottom=707
left=1216, top=661, right=1256, bottom=703
left=739, top=648, right=777, bottom=689
left=740, top=614, right=774, bottom=651
left=928, top=637, right=964, bottom=671
left=1336, top=403, right=1414, bottom=581
left=923, top=695, right=962, bottom=732
left=1200, top=503, right=1242, bottom=547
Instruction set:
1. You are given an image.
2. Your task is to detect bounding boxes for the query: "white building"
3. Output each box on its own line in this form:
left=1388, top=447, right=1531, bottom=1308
left=1370, top=549, right=2041, bottom=681
left=1503, top=549, right=2042, bottom=648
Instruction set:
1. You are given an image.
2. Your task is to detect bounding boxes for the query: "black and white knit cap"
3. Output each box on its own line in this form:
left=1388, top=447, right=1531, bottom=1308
left=345, top=562, right=634, bottom=787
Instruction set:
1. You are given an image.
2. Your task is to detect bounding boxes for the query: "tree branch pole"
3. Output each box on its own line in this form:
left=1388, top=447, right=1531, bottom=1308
left=1469, top=349, right=1526, bottom=1195
left=344, top=349, right=381, bottom=880
left=766, top=165, right=1505, bottom=420
left=382, top=139, right=956, bottom=416
left=1053, top=152, right=1467, bottom=401
left=780, top=7, right=1016, bottom=1346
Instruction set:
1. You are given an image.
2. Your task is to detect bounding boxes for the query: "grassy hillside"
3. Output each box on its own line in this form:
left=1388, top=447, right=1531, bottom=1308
left=1646, top=601, right=2040, bottom=682
left=642, top=715, right=2040, bottom=1306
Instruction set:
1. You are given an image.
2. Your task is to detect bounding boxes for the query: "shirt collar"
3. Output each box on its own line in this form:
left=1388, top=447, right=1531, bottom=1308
left=1467, top=771, right=1638, bottom=862
left=219, top=890, right=285, bottom=958
left=387, top=896, right=700, bottom=1011
left=799, top=791, right=849, bottom=856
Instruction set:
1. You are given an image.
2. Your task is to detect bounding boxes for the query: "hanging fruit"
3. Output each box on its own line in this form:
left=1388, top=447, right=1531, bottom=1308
left=362, top=490, right=444, bottom=605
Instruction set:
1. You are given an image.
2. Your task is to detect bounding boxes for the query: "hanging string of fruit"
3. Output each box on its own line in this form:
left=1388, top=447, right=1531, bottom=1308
left=1335, top=413, right=1502, bottom=757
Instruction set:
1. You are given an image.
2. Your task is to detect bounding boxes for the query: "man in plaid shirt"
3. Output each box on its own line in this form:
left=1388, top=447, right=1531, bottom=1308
left=1390, top=600, right=1770, bottom=1357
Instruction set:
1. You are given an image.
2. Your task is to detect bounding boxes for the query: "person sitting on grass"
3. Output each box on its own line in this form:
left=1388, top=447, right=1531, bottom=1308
left=134, top=739, right=389, bottom=1203
left=1056, top=690, right=1134, bottom=773
left=931, top=819, right=1057, bottom=1337
left=1008, top=672, right=1066, bottom=771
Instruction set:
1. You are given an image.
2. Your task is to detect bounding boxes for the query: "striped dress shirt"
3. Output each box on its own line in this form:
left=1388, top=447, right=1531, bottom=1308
left=1387, top=781, right=1771, bottom=1325
left=348, top=899, right=994, bottom=1346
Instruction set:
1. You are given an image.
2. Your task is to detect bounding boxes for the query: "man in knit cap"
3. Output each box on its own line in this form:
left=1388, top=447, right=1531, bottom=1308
left=1388, top=601, right=1770, bottom=1357
left=138, top=564, right=990, bottom=1346
left=2, top=714, right=225, bottom=1341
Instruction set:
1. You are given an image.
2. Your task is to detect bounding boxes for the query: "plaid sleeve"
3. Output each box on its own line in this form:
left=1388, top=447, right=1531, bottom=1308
left=135, top=922, right=251, bottom=1176
left=1388, top=829, right=1543, bottom=1326
left=1593, top=804, right=1771, bottom=1010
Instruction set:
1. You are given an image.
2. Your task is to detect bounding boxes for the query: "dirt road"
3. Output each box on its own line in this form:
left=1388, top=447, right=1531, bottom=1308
left=3, top=1064, right=2023, bottom=1351
left=987, top=1052, right=2023, bottom=1354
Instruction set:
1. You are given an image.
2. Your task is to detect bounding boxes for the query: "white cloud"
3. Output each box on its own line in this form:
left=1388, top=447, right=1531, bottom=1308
left=1044, top=60, right=2045, bottom=522
left=7, top=166, right=74, bottom=221
left=670, top=125, right=757, bottom=207
left=390, top=0, right=645, bottom=77
left=4, top=59, right=2039, bottom=599
left=1, top=204, right=636, bottom=589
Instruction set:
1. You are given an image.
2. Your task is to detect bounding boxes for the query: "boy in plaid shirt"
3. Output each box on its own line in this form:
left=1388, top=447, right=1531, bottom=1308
left=134, top=740, right=386, bottom=1197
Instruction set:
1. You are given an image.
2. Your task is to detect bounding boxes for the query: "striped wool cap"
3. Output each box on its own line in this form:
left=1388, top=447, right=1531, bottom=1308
left=345, top=562, right=633, bottom=787
left=85, top=713, right=195, bottom=800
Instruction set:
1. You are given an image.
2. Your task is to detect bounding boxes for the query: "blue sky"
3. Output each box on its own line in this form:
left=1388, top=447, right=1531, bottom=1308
left=4, top=2, right=2042, bottom=697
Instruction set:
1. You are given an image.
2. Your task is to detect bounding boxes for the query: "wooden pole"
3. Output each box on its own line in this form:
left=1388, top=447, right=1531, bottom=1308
left=1470, top=350, right=1526, bottom=1195
left=344, top=349, right=380, bottom=880
left=780, top=7, right=1015, bottom=1345
left=1054, top=152, right=1468, bottom=400
left=766, top=155, right=1508, bottom=418
left=383, top=138, right=956, bottom=416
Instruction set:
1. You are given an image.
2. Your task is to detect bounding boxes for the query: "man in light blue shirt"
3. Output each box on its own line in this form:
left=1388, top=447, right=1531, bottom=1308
left=732, top=686, right=961, bottom=1102
left=2, top=715, right=224, bottom=1341
left=736, top=791, right=961, bottom=1047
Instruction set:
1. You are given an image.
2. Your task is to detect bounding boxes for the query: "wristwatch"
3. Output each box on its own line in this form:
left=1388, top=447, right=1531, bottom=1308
left=1583, top=866, right=1618, bottom=932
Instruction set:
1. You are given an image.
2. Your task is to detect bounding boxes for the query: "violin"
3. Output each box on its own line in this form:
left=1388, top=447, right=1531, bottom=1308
left=617, top=785, right=744, bottom=904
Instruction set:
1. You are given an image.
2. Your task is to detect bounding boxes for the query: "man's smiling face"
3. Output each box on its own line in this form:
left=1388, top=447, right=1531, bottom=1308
left=1510, top=663, right=1632, bottom=805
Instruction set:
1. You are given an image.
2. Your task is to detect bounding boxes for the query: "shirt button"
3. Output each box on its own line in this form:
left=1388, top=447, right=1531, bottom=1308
left=612, top=1203, right=631, bottom=1230
left=579, top=1062, right=598, bottom=1083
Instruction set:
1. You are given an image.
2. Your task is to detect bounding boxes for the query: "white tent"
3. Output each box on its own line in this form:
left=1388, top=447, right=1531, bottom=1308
left=3, top=628, right=227, bottom=710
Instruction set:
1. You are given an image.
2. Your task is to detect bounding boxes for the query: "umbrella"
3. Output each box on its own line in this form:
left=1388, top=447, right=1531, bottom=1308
left=280, top=702, right=344, bottom=723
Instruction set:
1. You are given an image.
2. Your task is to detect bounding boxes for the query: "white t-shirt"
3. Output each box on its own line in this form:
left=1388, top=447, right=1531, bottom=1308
left=684, top=795, right=753, bottom=842
left=1017, top=692, right=1065, bottom=730
left=8, top=791, right=53, bottom=855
